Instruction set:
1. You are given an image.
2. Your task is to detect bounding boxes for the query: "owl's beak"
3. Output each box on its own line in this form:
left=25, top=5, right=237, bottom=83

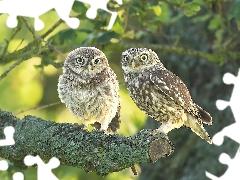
left=131, top=60, right=135, bottom=68
left=88, top=62, right=93, bottom=71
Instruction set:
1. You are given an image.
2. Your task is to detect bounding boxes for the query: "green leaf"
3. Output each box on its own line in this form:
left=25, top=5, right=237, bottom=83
left=192, top=14, right=212, bottom=23
left=152, top=5, right=162, bottom=16
left=51, top=29, right=77, bottom=45
left=111, top=17, right=124, bottom=35
left=59, top=29, right=77, bottom=45
left=228, top=1, right=240, bottom=21
left=182, top=2, right=201, bottom=17
left=72, top=1, right=88, bottom=13
left=213, top=29, right=224, bottom=49
left=208, top=15, right=224, bottom=30
left=155, top=4, right=170, bottom=23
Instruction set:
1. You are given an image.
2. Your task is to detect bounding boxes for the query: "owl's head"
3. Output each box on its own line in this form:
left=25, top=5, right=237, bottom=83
left=121, top=48, right=162, bottom=72
left=64, top=47, right=109, bottom=76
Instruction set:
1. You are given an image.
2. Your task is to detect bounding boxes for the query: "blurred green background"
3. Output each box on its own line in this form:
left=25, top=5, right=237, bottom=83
left=0, top=0, right=240, bottom=179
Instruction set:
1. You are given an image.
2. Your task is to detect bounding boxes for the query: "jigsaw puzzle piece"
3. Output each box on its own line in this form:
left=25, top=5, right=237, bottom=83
left=24, top=155, right=60, bottom=180
left=0, top=126, right=15, bottom=146
left=6, top=16, right=18, bottom=29
left=34, top=18, right=45, bottom=31
left=1, top=0, right=122, bottom=30
left=53, top=0, right=80, bottom=29
left=214, top=69, right=240, bottom=145
left=218, top=147, right=239, bottom=179
left=0, top=160, right=24, bottom=180
left=222, top=72, right=237, bottom=85
left=205, top=171, right=220, bottom=180
left=0, top=160, right=8, bottom=171
left=0, top=0, right=79, bottom=30
left=206, top=147, right=240, bottom=180
left=218, top=149, right=240, bottom=178
left=227, top=71, right=240, bottom=121
left=0, top=0, right=17, bottom=28
left=13, top=172, right=24, bottom=180
left=213, top=123, right=240, bottom=146
left=0, top=0, right=46, bottom=30
left=216, top=100, right=229, bottom=111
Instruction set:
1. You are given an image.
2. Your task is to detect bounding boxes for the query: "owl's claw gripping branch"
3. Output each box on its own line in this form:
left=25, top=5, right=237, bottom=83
left=0, top=109, right=174, bottom=176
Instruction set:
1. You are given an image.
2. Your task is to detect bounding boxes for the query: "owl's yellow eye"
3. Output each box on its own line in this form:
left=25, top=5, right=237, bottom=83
left=123, top=55, right=130, bottom=62
left=140, top=54, right=148, bottom=61
left=76, top=57, right=84, bottom=64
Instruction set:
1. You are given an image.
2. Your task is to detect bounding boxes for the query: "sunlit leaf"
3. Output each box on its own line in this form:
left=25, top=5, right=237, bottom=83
left=111, top=17, right=124, bottom=35
left=155, top=4, right=170, bottom=23
left=152, top=5, right=162, bottom=16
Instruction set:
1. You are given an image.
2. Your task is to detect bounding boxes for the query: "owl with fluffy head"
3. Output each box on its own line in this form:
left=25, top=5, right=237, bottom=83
left=58, top=47, right=120, bottom=133
left=121, top=48, right=212, bottom=143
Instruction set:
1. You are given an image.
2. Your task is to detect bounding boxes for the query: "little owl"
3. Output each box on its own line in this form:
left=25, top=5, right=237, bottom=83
left=58, top=47, right=120, bottom=133
left=121, top=48, right=212, bottom=143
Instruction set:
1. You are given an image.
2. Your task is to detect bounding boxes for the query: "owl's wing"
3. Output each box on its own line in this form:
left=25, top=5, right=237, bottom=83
left=149, top=65, right=212, bottom=125
left=149, top=65, right=192, bottom=107
left=107, top=100, right=121, bottom=133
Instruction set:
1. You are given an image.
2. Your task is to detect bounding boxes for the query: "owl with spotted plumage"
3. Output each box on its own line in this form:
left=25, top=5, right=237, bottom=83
left=121, top=48, right=212, bottom=143
left=58, top=47, right=120, bottom=133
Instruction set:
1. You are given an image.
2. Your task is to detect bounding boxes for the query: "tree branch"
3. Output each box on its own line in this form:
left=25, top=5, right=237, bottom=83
left=0, top=109, right=174, bottom=176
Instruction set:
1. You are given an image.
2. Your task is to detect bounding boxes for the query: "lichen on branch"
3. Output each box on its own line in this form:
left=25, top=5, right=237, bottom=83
left=0, top=109, right=174, bottom=176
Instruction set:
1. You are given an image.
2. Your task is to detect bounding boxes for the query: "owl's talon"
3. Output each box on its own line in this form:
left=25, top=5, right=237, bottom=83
left=92, top=128, right=105, bottom=134
left=79, top=124, right=88, bottom=131
left=152, top=129, right=169, bottom=139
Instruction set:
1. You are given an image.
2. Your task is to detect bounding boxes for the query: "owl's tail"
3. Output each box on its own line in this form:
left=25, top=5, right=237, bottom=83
left=185, top=115, right=212, bottom=144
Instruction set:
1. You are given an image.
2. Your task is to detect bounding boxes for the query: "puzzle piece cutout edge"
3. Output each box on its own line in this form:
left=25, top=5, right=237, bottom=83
left=0, top=0, right=123, bottom=30
left=206, top=69, right=240, bottom=179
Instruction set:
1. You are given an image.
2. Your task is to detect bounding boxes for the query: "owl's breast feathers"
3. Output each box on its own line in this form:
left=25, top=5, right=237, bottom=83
left=58, top=67, right=119, bottom=120
left=148, top=65, right=212, bottom=125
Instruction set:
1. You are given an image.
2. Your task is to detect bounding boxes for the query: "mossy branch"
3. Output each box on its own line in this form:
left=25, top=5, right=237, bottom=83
left=0, top=109, right=174, bottom=176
